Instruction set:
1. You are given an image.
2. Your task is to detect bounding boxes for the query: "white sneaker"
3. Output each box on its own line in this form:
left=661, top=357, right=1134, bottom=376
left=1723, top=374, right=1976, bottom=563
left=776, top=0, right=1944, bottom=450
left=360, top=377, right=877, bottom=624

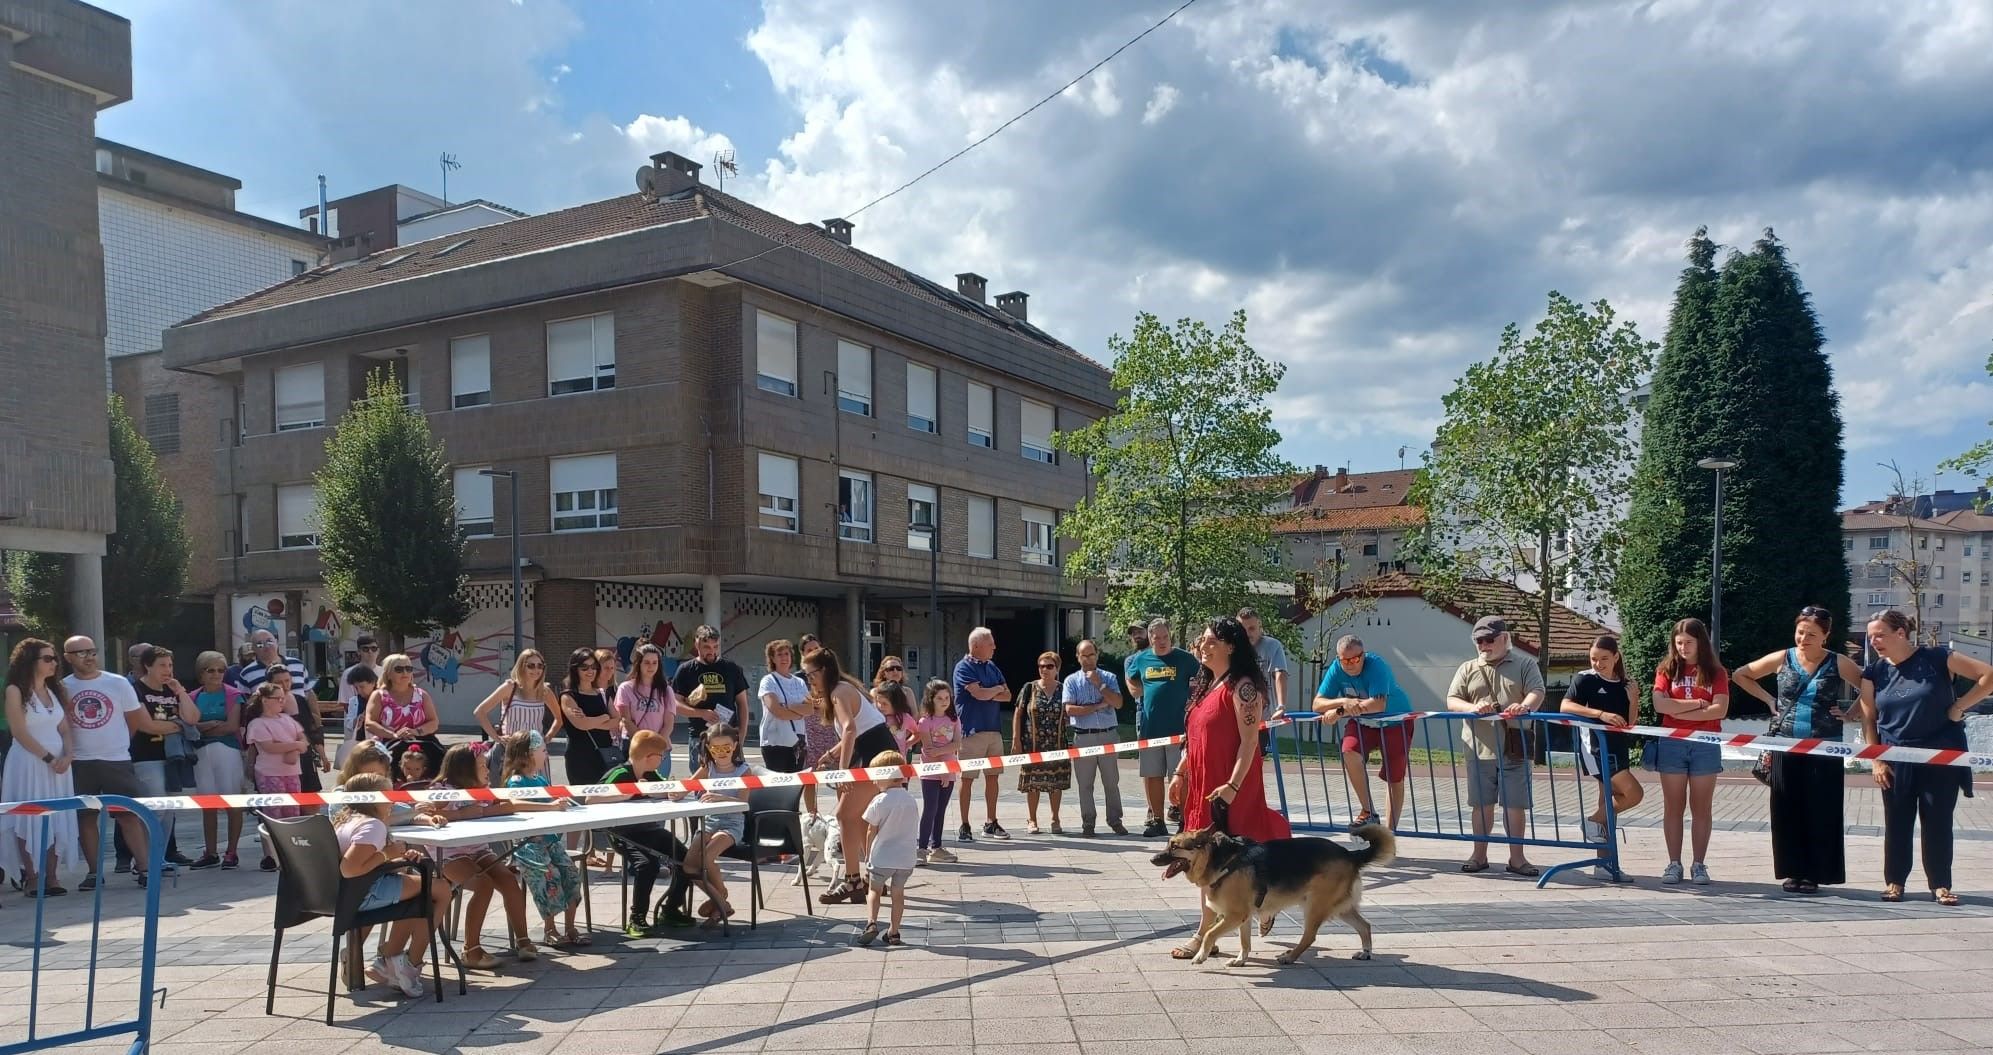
left=365, top=956, right=395, bottom=989
left=927, top=847, right=958, bottom=864
left=392, top=954, right=425, bottom=998
left=1690, top=862, right=1711, bottom=885
left=916, top=849, right=931, bottom=866
left=1661, top=861, right=1684, bottom=885
left=1581, top=819, right=1604, bottom=843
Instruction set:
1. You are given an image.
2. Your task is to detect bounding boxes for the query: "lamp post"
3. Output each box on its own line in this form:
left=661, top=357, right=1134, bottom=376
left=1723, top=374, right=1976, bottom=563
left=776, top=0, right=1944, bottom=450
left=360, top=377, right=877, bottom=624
left=479, top=468, right=523, bottom=661
left=1696, top=457, right=1739, bottom=652
left=911, top=522, right=940, bottom=680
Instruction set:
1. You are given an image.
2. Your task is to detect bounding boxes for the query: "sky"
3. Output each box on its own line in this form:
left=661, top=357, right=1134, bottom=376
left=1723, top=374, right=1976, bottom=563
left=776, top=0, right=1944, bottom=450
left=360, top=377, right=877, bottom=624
left=95, top=0, right=1993, bottom=505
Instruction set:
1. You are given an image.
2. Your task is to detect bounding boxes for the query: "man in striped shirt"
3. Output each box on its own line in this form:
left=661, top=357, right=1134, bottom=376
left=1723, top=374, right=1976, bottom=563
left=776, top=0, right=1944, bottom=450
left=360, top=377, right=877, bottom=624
left=239, top=630, right=310, bottom=696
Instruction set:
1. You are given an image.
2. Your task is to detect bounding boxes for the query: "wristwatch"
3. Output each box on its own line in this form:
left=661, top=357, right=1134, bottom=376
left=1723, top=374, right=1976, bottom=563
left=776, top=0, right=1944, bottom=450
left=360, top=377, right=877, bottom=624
left=42, top=752, right=54, bottom=764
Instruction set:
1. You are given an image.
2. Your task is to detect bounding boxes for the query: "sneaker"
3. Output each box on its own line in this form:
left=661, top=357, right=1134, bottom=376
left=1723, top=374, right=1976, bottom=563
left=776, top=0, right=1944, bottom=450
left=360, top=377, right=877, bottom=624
left=1661, top=861, right=1684, bottom=885
left=392, top=954, right=425, bottom=998
left=623, top=919, right=652, bottom=939
left=927, top=847, right=958, bottom=864
left=133, top=870, right=147, bottom=889
left=1690, top=862, right=1711, bottom=885
left=366, top=956, right=395, bottom=989
left=221, top=852, right=240, bottom=870
left=1142, top=818, right=1168, bottom=838
left=1080, top=827, right=1096, bottom=838
left=957, top=824, right=975, bottom=844
left=189, top=854, right=221, bottom=870
left=983, top=822, right=1011, bottom=841
left=114, top=860, right=131, bottom=874
left=167, top=851, right=194, bottom=867
left=260, top=857, right=277, bottom=872
left=1167, top=805, right=1183, bottom=826
left=1108, top=822, right=1128, bottom=836
left=79, top=873, right=100, bottom=891
left=916, top=848, right=931, bottom=866
left=655, top=906, right=696, bottom=929
left=1581, top=819, right=1604, bottom=843
left=158, top=863, right=178, bottom=877
left=1592, top=864, right=1629, bottom=883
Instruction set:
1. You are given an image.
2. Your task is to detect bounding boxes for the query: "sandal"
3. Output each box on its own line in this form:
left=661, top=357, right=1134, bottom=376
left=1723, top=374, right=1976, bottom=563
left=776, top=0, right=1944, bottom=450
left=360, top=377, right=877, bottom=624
left=564, top=927, right=591, bottom=947
left=1881, top=885, right=1904, bottom=903
left=1026, top=823, right=1042, bottom=835
left=461, top=947, right=501, bottom=971
left=817, top=877, right=859, bottom=905
left=1505, top=863, right=1541, bottom=878
left=857, top=921, right=882, bottom=946
left=1935, top=888, right=1961, bottom=907
left=1796, top=881, right=1819, bottom=895
left=514, top=939, right=540, bottom=962
left=1352, top=809, right=1376, bottom=827
left=543, top=924, right=563, bottom=948
left=884, top=931, right=904, bottom=946
left=699, top=901, right=735, bottom=929
left=1050, top=822, right=1064, bottom=835
left=1171, top=944, right=1224, bottom=960
left=1460, top=861, right=1490, bottom=874
left=1781, top=879, right=1803, bottom=894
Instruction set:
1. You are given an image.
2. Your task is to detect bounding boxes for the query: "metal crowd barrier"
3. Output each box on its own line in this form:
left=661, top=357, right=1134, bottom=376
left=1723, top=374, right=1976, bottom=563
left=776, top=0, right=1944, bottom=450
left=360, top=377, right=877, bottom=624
left=2, top=796, right=166, bottom=1055
left=1269, top=712, right=1625, bottom=887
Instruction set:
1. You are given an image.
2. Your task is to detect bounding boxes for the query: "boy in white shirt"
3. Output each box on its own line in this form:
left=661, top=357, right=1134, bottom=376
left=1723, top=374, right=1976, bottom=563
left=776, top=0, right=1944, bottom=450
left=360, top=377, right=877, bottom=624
left=858, top=750, right=919, bottom=946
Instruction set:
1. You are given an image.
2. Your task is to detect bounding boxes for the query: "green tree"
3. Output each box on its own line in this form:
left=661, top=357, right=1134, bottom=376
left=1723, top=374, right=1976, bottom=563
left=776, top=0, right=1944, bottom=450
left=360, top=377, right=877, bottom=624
left=8, top=395, right=189, bottom=640
left=1938, top=346, right=1993, bottom=505
left=1618, top=229, right=1848, bottom=700
left=316, top=368, right=468, bottom=647
left=1057, top=309, right=1295, bottom=635
left=1404, top=292, right=1656, bottom=659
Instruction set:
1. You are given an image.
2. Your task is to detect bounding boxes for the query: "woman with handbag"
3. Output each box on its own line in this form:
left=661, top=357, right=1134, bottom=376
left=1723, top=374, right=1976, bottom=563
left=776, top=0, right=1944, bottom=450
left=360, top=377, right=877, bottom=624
left=1730, top=606, right=1863, bottom=893
left=1013, top=651, right=1073, bottom=834
left=364, top=654, right=443, bottom=771
left=558, top=647, right=620, bottom=787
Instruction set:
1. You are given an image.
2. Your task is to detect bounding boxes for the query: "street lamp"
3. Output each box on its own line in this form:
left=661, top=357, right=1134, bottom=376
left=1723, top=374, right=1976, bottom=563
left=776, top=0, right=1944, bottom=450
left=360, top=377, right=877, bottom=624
left=910, top=521, right=940, bottom=680
left=479, top=468, right=524, bottom=661
left=1696, top=457, right=1739, bottom=651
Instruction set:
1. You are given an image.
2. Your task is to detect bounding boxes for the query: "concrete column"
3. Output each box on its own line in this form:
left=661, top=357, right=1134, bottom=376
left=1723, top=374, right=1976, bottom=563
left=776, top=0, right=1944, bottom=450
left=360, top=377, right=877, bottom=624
left=702, top=575, right=723, bottom=630
left=846, top=587, right=863, bottom=674
left=1044, top=604, right=1059, bottom=654
left=969, top=598, right=985, bottom=631
left=68, top=553, right=105, bottom=646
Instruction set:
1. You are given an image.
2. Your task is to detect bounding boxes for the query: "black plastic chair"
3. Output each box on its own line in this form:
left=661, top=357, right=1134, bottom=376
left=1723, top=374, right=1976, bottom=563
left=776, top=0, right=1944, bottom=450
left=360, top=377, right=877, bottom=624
left=260, top=814, right=465, bottom=1023
left=719, top=786, right=812, bottom=929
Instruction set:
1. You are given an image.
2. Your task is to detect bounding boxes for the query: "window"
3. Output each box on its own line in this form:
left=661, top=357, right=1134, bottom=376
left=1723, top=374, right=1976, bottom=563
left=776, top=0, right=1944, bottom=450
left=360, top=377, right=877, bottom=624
left=546, top=314, right=615, bottom=395
left=1868, top=592, right=1889, bottom=605
left=274, top=363, right=325, bottom=431
left=906, top=363, right=937, bottom=433
left=1843, top=538, right=1854, bottom=552
left=143, top=393, right=180, bottom=455
left=450, top=335, right=492, bottom=408
left=1937, top=537, right=1948, bottom=550
left=838, top=471, right=874, bottom=542
left=966, top=382, right=994, bottom=448
left=967, top=496, right=995, bottom=558
left=1362, top=542, right=1380, bottom=557
left=907, top=484, right=938, bottom=549
left=95, top=148, right=112, bottom=174
left=1021, top=505, right=1056, bottom=566
left=1935, top=565, right=1947, bottom=581
left=1967, top=544, right=1976, bottom=557
left=1869, top=536, right=1889, bottom=550
left=756, top=311, right=798, bottom=396
left=454, top=467, right=494, bottom=537
left=1020, top=399, right=1056, bottom=464
left=837, top=341, right=872, bottom=416
left=758, top=453, right=799, bottom=533
left=1920, top=536, right=1929, bottom=550
left=550, top=453, right=618, bottom=532
left=1936, top=594, right=1946, bottom=608
left=277, top=484, right=318, bottom=549
left=290, top=259, right=307, bottom=276
left=1964, top=571, right=1974, bottom=584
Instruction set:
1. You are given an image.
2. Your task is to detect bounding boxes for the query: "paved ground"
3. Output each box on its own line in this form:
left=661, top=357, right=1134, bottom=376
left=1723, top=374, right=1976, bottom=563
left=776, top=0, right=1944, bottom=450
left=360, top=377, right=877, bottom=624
left=5, top=763, right=1993, bottom=1055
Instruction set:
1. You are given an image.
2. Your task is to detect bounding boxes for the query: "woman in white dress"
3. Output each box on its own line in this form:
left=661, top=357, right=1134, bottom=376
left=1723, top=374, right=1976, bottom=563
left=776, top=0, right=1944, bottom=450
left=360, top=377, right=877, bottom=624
left=1, top=638, right=79, bottom=894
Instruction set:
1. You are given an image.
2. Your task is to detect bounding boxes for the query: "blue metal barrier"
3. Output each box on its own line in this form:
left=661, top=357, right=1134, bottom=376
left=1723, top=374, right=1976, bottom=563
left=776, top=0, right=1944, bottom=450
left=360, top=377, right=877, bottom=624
left=2, top=795, right=165, bottom=1055
left=1270, top=712, right=1624, bottom=887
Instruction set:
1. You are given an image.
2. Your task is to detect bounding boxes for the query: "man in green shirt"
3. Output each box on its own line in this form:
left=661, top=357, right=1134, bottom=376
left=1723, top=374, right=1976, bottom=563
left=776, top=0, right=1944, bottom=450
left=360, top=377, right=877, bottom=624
left=1124, top=617, right=1200, bottom=838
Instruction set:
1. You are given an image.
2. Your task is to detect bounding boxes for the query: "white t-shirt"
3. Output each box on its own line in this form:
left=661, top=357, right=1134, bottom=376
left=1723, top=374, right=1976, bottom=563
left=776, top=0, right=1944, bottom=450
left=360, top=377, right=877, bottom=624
left=757, top=671, right=809, bottom=748
left=63, top=672, right=143, bottom=762
left=336, top=815, right=388, bottom=854
left=861, top=784, right=921, bottom=870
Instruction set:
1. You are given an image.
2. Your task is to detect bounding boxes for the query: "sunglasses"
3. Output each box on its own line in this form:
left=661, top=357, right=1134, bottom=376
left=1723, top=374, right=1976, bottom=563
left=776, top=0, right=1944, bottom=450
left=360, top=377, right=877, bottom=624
left=1038, top=662, right=1058, bottom=669
left=65, top=648, right=98, bottom=658
left=201, top=666, right=225, bottom=674
left=881, top=665, right=902, bottom=673
left=37, top=654, right=57, bottom=663
left=390, top=665, right=414, bottom=674
left=1473, top=634, right=1498, bottom=645
left=524, top=661, right=544, bottom=669
left=580, top=663, right=598, bottom=670
left=359, top=645, right=380, bottom=651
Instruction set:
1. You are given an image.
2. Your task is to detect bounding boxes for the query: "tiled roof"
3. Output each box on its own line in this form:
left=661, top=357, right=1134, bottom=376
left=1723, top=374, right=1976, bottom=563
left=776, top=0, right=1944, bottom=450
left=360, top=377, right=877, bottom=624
left=1273, top=467, right=1422, bottom=535
left=1321, top=572, right=1615, bottom=664
left=1274, top=504, right=1425, bottom=534
left=1841, top=511, right=1962, bottom=532
left=1934, top=509, right=1993, bottom=532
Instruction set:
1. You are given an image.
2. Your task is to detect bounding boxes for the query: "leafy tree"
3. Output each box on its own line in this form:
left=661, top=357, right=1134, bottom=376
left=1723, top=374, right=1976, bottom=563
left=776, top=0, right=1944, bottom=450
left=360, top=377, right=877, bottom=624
left=8, top=395, right=190, bottom=640
left=1057, top=310, right=1296, bottom=637
left=315, top=368, right=468, bottom=647
left=1405, top=292, right=1656, bottom=664
left=1938, top=346, right=1993, bottom=506
left=1618, top=229, right=1848, bottom=700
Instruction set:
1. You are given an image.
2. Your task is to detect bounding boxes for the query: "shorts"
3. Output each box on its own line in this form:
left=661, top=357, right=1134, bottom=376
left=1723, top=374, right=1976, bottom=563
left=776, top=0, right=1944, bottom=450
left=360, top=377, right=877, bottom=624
left=1577, top=729, right=1634, bottom=780
left=959, top=730, right=1003, bottom=761
left=1341, top=722, right=1412, bottom=782
left=72, top=759, right=146, bottom=804
left=702, top=811, right=745, bottom=843
left=1464, top=752, right=1532, bottom=809
left=1645, top=737, right=1721, bottom=777
left=868, top=865, right=913, bottom=891
left=1139, top=743, right=1183, bottom=779
left=194, top=742, right=248, bottom=795
left=132, top=760, right=170, bottom=798
left=356, top=872, right=407, bottom=912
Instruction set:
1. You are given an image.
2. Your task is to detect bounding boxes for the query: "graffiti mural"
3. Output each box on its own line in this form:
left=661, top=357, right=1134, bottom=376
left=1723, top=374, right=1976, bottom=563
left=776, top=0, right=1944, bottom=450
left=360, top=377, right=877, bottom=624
left=593, top=583, right=818, bottom=688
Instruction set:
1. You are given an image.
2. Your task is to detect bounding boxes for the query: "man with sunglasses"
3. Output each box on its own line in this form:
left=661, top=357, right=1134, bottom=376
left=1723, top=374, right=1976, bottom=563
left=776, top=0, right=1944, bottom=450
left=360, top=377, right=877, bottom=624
left=342, top=633, right=382, bottom=688
left=60, top=636, right=165, bottom=889
left=1446, top=616, right=1545, bottom=876
left=238, top=629, right=310, bottom=700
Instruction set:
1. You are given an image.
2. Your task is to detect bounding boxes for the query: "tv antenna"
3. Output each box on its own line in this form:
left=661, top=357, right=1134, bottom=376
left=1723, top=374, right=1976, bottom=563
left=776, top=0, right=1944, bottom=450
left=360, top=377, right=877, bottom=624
left=439, top=152, right=461, bottom=204
left=1398, top=446, right=1407, bottom=470
left=712, top=149, right=738, bottom=192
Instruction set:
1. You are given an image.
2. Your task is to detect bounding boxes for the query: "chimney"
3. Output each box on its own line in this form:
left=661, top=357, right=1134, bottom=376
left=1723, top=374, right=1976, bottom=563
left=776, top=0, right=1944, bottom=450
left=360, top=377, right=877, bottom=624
left=822, top=218, right=854, bottom=245
left=1335, top=467, right=1349, bottom=492
left=995, top=290, right=1028, bottom=321
left=956, top=272, right=988, bottom=303
left=649, top=151, right=703, bottom=195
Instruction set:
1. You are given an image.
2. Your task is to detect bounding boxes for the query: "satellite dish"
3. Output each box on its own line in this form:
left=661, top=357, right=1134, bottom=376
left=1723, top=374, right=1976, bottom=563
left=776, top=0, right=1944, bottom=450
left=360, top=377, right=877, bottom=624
left=636, top=165, right=662, bottom=198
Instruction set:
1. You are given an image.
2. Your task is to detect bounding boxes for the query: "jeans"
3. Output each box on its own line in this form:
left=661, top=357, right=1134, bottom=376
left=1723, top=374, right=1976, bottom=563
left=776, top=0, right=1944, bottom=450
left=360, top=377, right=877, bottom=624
left=611, top=823, right=688, bottom=919
left=919, top=779, right=955, bottom=850
left=1882, top=762, right=1962, bottom=890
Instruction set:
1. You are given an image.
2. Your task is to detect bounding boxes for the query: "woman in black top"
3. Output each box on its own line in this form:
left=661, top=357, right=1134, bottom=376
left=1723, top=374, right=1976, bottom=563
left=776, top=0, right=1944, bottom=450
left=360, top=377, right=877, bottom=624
left=558, top=647, right=618, bottom=786
left=1559, top=635, right=1644, bottom=871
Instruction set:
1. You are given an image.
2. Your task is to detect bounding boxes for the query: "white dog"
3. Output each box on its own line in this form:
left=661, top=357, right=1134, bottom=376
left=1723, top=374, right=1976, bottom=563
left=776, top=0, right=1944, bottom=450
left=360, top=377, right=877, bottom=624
left=796, top=813, right=839, bottom=884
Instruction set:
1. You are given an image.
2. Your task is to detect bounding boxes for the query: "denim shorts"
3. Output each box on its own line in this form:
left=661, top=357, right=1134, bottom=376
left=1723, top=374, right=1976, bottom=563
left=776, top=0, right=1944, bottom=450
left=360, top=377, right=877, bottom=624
left=356, top=873, right=406, bottom=912
left=1645, top=737, right=1721, bottom=777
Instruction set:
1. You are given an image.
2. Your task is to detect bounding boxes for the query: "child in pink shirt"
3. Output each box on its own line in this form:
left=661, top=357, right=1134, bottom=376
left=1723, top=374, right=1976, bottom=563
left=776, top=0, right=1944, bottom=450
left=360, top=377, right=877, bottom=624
left=909, top=680, right=963, bottom=864
left=245, top=683, right=308, bottom=820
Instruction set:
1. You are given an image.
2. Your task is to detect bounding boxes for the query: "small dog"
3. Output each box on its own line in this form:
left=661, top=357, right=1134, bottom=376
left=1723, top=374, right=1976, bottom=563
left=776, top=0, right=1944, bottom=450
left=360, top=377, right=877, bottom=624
left=795, top=813, right=839, bottom=885
left=1152, top=824, right=1395, bottom=967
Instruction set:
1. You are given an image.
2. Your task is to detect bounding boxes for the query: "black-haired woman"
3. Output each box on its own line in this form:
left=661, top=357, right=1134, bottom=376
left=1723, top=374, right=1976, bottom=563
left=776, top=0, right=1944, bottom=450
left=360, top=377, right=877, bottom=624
left=1731, top=606, right=1864, bottom=893
left=558, top=647, right=619, bottom=789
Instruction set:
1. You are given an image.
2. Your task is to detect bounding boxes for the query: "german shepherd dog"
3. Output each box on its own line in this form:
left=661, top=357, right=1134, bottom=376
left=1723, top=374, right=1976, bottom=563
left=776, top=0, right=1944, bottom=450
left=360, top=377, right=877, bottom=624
left=1152, top=824, right=1395, bottom=967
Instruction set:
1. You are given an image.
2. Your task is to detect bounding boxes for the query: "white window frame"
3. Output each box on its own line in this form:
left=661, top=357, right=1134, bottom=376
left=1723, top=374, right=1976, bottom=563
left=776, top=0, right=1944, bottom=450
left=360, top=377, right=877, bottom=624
left=277, top=483, right=318, bottom=549
left=1867, top=592, right=1888, bottom=605
left=1021, top=505, right=1056, bottom=566
left=550, top=453, right=618, bottom=532
left=1020, top=398, right=1056, bottom=464
left=758, top=453, right=800, bottom=533
left=966, top=496, right=995, bottom=559
left=454, top=466, right=495, bottom=538
left=1869, top=536, right=1889, bottom=549
left=906, top=362, right=937, bottom=433
left=546, top=313, right=616, bottom=396
left=907, top=483, right=938, bottom=550
left=756, top=311, right=798, bottom=397
left=450, top=335, right=492, bottom=409
left=838, top=471, right=874, bottom=543
left=837, top=340, right=872, bottom=416
left=273, top=363, right=325, bottom=432
left=966, top=381, right=994, bottom=448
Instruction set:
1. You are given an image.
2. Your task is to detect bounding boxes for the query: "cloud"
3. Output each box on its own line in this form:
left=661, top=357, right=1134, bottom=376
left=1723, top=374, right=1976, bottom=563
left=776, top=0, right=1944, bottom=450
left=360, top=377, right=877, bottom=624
left=1141, top=83, right=1178, bottom=124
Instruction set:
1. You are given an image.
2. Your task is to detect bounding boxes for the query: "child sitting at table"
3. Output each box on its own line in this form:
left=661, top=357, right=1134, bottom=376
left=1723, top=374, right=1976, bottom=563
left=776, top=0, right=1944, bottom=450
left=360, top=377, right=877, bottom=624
left=678, top=725, right=761, bottom=928
left=500, top=731, right=589, bottom=948
left=397, top=742, right=432, bottom=787
left=334, top=772, right=448, bottom=997
left=431, top=742, right=570, bottom=969
left=597, top=729, right=695, bottom=935
left=857, top=750, right=919, bottom=946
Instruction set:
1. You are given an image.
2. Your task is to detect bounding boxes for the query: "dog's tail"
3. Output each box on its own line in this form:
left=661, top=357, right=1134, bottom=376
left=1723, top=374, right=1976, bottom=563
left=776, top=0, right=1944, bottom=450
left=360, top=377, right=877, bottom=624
left=1348, top=823, right=1397, bottom=869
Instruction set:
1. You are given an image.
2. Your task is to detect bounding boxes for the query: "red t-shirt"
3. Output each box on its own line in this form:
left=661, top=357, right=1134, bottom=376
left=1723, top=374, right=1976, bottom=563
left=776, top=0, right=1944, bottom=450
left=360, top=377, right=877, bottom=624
left=1653, top=664, right=1728, bottom=733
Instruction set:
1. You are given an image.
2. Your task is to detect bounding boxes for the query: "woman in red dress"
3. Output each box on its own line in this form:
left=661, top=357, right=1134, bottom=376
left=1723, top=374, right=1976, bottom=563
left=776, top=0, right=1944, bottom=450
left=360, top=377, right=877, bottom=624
left=1167, top=617, right=1290, bottom=959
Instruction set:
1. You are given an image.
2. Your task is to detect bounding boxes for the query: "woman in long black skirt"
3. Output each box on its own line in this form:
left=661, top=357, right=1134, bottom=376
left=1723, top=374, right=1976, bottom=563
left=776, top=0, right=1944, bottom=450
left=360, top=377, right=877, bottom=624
left=1731, top=606, right=1864, bottom=892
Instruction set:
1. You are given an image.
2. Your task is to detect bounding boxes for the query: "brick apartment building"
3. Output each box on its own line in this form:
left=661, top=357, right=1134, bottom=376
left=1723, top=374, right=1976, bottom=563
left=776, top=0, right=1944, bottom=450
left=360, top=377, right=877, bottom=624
left=1276, top=466, right=1423, bottom=591
left=160, top=152, right=1113, bottom=725
left=0, top=0, right=131, bottom=646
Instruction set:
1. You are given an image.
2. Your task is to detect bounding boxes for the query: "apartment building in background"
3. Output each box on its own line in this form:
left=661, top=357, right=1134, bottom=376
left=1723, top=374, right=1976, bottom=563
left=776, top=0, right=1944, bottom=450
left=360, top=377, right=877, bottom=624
left=1277, top=466, right=1423, bottom=592
left=1842, top=505, right=1993, bottom=642
left=161, top=151, right=1113, bottom=725
left=301, top=182, right=523, bottom=256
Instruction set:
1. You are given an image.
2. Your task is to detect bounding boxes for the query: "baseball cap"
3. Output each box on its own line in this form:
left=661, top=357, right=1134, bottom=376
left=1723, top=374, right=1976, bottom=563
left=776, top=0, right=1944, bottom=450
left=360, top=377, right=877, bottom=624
left=1472, top=616, right=1507, bottom=638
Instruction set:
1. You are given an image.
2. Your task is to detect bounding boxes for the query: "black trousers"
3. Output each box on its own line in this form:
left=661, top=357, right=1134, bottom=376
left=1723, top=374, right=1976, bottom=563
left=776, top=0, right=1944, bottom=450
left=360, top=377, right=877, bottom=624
left=1881, top=763, right=1963, bottom=890
left=1768, top=753, right=1845, bottom=885
left=612, top=822, right=689, bottom=919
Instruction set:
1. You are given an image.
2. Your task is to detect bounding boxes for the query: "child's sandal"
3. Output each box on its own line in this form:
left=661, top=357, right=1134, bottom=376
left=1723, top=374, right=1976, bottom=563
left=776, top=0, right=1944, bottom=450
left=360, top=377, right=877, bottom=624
left=884, top=931, right=904, bottom=946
